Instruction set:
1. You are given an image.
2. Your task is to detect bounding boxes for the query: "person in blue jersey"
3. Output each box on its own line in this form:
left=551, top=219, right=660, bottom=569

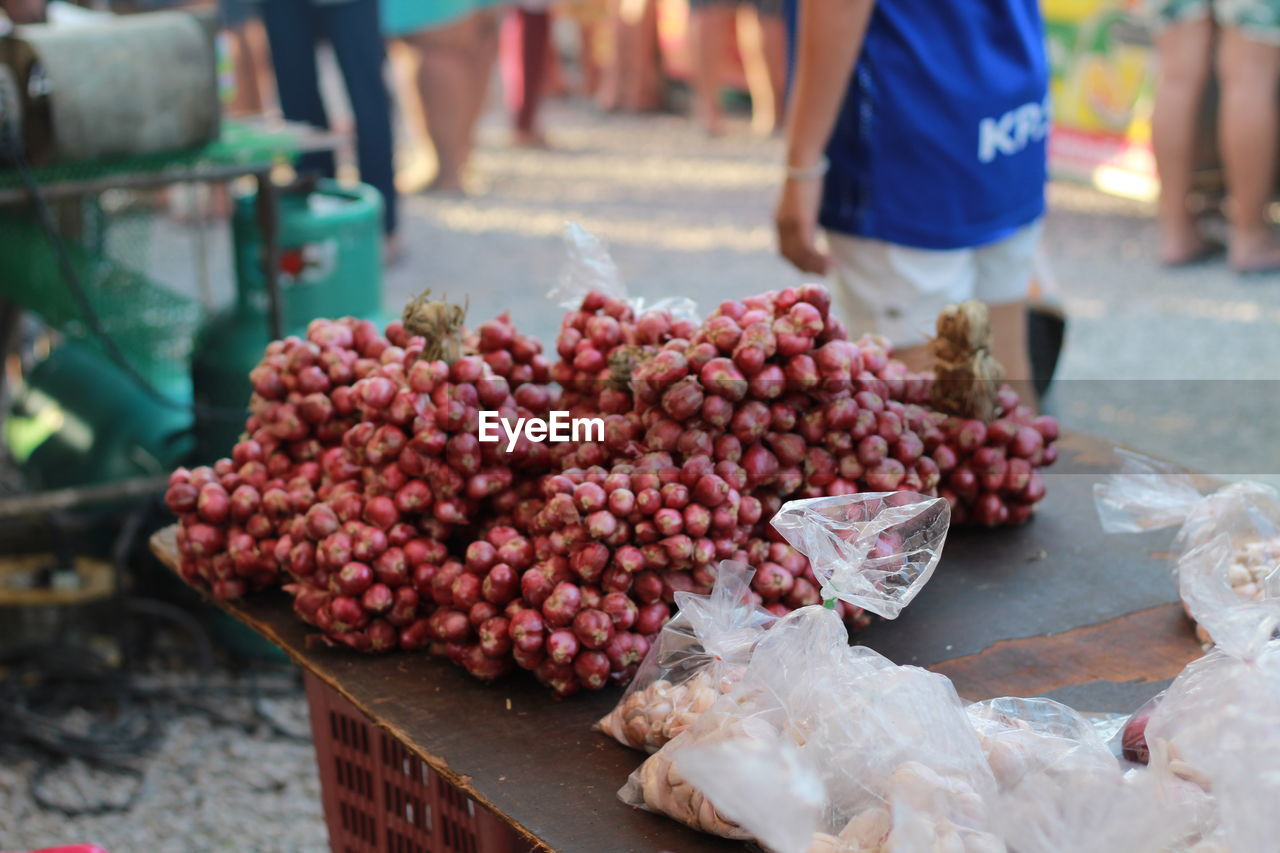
left=774, top=0, right=1048, bottom=378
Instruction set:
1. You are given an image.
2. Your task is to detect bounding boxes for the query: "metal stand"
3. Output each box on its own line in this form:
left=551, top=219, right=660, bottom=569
left=255, top=169, right=283, bottom=340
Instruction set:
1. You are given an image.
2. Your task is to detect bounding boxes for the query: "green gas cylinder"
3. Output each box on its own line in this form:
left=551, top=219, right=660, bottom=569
left=6, top=340, right=195, bottom=489
left=191, top=179, right=383, bottom=462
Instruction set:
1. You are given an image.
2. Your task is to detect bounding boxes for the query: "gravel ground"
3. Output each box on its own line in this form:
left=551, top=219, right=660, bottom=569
left=0, top=693, right=326, bottom=852
left=10, top=90, right=1280, bottom=852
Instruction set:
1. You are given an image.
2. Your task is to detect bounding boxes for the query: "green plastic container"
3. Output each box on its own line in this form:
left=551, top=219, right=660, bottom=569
left=7, top=339, right=194, bottom=489
left=192, top=179, right=384, bottom=462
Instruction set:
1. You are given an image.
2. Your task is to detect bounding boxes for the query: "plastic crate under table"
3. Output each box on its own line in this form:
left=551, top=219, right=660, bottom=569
left=304, top=672, right=522, bottom=853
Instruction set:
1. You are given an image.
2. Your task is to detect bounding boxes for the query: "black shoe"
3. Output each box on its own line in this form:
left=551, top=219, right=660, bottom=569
left=1028, top=301, right=1065, bottom=401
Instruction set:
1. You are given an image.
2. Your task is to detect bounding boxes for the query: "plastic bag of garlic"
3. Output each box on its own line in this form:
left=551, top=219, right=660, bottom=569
left=1094, top=450, right=1280, bottom=646
left=633, top=607, right=1229, bottom=853
left=618, top=491, right=967, bottom=847
left=631, top=605, right=1005, bottom=852
left=965, top=483, right=1280, bottom=853
left=596, top=561, right=776, bottom=753
left=966, top=697, right=1199, bottom=853
left=1125, top=532, right=1280, bottom=853
left=599, top=491, right=948, bottom=755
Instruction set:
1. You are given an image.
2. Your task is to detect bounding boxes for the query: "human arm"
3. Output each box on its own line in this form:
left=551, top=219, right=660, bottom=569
left=1, top=0, right=46, bottom=24
left=774, top=0, right=875, bottom=274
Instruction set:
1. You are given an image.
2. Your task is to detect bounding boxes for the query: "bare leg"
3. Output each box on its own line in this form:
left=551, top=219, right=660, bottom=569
left=405, top=18, right=476, bottom=192
left=1217, top=26, right=1280, bottom=272
left=578, top=21, right=602, bottom=97
left=595, top=0, right=622, bottom=110
left=227, top=25, right=263, bottom=115
left=690, top=4, right=731, bottom=134
left=986, top=300, right=1031, bottom=386
left=618, top=0, right=662, bottom=111
left=735, top=6, right=786, bottom=135
left=545, top=20, right=570, bottom=97
left=638, top=0, right=664, bottom=109
left=503, top=7, right=552, bottom=145
left=386, top=40, right=432, bottom=192
left=1150, top=17, right=1214, bottom=265
left=210, top=22, right=266, bottom=220
left=388, top=40, right=427, bottom=151
left=464, top=10, right=501, bottom=160
left=761, top=12, right=786, bottom=125
left=244, top=18, right=277, bottom=115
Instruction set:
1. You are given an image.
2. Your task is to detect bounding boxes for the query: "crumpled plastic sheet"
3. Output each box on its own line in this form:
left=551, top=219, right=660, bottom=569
left=771, top=492, right=950, bottom=619
left=547, top=222, right=699, bottom=319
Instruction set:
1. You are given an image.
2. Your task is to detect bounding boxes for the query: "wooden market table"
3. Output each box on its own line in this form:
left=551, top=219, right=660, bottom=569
left=150, top=430, right=1206, bottom=853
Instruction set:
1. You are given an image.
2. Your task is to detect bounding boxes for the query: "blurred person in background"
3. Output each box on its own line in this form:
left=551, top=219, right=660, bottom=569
left=597, top=0, right=664, bottom=111
left=688, top=0, right=786, bottom=135
left=384, top=0, right=500, bottom=192
left=220, top=0, right=274, bottom=117
left=562, top=0, right=609, bottom=98
left=775, top=0, right=1047, bottom=380
left=501, top=0, right=554, bottom=146
left=259, top=0, right=399, bottom=252
left=0, top=0, right=44, bottom=24
left=1150, top=0, right=1280, bottom=272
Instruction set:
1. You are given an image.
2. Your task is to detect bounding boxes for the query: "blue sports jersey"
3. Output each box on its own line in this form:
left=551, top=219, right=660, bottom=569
left=819, top=0, right=1049, bottom=250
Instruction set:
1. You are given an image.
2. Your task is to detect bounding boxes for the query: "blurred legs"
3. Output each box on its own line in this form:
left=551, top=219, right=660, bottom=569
left=1150, top=17, right=1214, bottom=265
left=401, top=16, right=480, bottom=192
left=690, top=4, right=732, bottom=134
left=735, top=6, right=786, bottom=135
left=1216, top=26, right=1280, bottom=272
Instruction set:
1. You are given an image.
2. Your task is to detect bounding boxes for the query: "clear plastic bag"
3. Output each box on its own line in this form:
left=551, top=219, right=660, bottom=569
left=675, top=734, right=826, bottom=853
left=1094, top=450, right=1280, bottom=650
left=616, top=605, right=847, bottom=847
left=616, top=702, right=785, bottom=842
left=596, top=561, right=776, bottom=753
left=1142, top=639, right=1280, bottom=853
left=547, top=222, right=699, bottom=319
left=961, top=697, right=1187, bottom=853
left=994, top=750, right=1187, bottom=853
left=643, top=605, right=1002, bottom=852
left=970, top=521, right=1279, bottom=853
left=548, top=223, right=627, bottom=308
left=1093, top=450, right=1203, bottom=535
left=657, top=611, right=1229, bottom=853
left=618, top=492, right=991, bottom=850
left=616, top=472, right=1280, bottom=852
left=1112, top=483, right=1280, bottom=851
left=966, top=697, right=1114, bottom=792
left=1176, top=533, right=1280, bottom=659
left=771, top=492, right=950, bottom=619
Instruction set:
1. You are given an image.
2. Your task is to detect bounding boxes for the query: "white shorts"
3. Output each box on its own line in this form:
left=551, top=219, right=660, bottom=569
left=826, top=220, right=1043, bottom=349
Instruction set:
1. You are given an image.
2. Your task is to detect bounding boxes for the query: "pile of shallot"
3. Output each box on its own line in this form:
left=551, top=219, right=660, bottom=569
left=165, top=284, right=1058, bottom=695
